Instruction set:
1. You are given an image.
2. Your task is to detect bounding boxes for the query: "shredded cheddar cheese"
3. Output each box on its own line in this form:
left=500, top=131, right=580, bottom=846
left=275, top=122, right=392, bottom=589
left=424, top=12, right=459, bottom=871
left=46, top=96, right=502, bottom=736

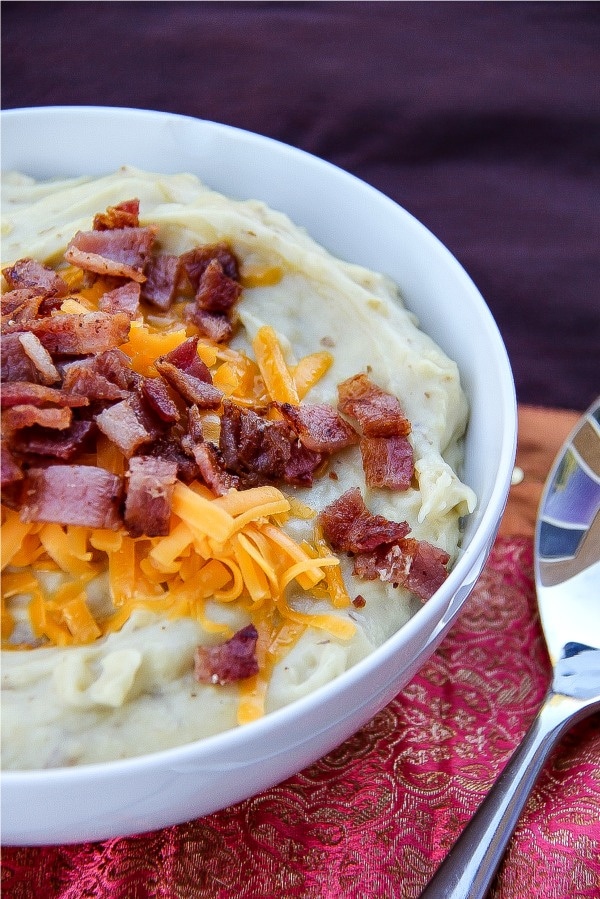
left=252, top=325, right=300, bottom=405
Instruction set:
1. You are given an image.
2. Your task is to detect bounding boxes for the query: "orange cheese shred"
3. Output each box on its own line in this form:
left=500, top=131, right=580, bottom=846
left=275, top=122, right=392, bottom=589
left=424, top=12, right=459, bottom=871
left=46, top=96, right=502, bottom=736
left=252, top=325, right=299, bottom=405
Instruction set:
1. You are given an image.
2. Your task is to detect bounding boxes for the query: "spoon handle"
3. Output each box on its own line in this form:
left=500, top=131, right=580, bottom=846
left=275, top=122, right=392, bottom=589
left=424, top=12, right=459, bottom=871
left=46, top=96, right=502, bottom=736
left=419, top=691, right=589, bottom=899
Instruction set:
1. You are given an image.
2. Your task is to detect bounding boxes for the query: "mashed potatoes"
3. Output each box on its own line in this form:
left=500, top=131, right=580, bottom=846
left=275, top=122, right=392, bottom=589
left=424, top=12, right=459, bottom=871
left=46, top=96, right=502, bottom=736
left=1, top=168, right=476, bottom=769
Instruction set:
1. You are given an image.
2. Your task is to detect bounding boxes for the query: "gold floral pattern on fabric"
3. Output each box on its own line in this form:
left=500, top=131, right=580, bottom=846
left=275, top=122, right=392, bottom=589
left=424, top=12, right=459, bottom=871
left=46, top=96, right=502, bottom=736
left=3, top=537, right=599, bottom=898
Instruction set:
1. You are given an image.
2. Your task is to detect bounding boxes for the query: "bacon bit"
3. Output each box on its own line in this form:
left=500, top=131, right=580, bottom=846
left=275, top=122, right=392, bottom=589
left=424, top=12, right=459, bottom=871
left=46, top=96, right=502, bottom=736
left=158, top=336, right=212, bottom=379
left=194, top=624, right=259, bottom=685
left=319, top=488, right=410, bottom=554
left=338, top=373, right=411, bottom=437
left=95, top=395, right=163, bottom=458
left=0, top=382, right=88, bottom=409
left=191, top=441, right=240, bottom=496
left=187, top=307, right=233, bottom=343
left=64, top=227, right=156, bottom=282
left=180, top=242, right=240, bottom=287
left=140, top=254, right=181, bottom=311
left=146, top=435, right=200, bottom=484
left=194, top=259, right=241, bottom=314
left=61, top=354, right=132, bottom=403
left=155, top=359, right=223, bottom=409
left=352, top=594, right=366, bottom=608
left=124, top=456, right=178, bottom=538
left=2, top=405, right=72, bottom=432
left=6, top=311, right=131, bottom=356
left=1, top=333, right=41, bottom=383
left=140, top=376, right=180, bottom=423
left=360, top=435, right=414, bottom=490
left=406, top=540, right=451, bottom=601
left=1, top=288, right=44, bottom=324
left=321, top=489, right=449, bottom=601
left=353, top=539, right=450, bottom=601
left=2, top=258, right=68, bottom=298
left=283, top=441, right=326, bottom=487
left=353, top=543, right=411, bottom=583
left=219, top=400, right=323, bottom=487
left=19, top=465, right=123, bottom=529
left=98, top=281, right=141, bottom=317
left=93, top=199, right=140, bottom=231
left=278, top=402, right=359, bottom=453
left=11, top=419, right=95, bottom=461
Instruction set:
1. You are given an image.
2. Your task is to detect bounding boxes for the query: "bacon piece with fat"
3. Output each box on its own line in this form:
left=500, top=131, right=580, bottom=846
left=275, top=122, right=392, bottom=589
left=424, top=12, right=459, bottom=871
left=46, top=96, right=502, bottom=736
left=319, top=488, right=410, bottom=554
left=64, top=227, right=156, bottom=282
left=155, top=337, right=222, bottom=409
left=338, top=373, right=411, bottom=438
left=278, top=402, right=359, bottom=453
left=353, top=542, right=412, bottom=584
left=360, top=435, right=414, bottom=490
left=2, top=258, right=68, bottom=298
left=93, top=199, right=140, bottom=231
left=95, top=395, right=164, bottom=458
left=61, top=349, right=140, bottom=401
left=194, top=624, right=259, bottom=685
left=19, top=464, right=123, bottom=529
left=0, top=382, right=88, bottom=409
left=16, top=332, right=60, bottom=384
left=2, top=405, right=72, bottom=432
left=140, top=254, right=181, bottom=311
left=4, top=311, right=131, bottom=356
left=1, top=333, right=44, bottom=383
left=98, top=281, right=140, bottom=317
left=124, top=455, right=178, bottom=538
left=155, top=360, right=223, bottom=409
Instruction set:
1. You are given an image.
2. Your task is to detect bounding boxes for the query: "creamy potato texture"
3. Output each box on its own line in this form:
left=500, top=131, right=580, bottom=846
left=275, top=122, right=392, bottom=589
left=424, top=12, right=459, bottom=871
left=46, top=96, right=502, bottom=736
left=1, top=169, right=476, bottom=769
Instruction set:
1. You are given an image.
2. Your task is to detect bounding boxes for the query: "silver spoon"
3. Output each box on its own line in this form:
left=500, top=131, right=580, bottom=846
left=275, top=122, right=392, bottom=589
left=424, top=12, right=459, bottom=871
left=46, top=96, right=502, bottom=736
left=420, top=397, right=600, bottom=899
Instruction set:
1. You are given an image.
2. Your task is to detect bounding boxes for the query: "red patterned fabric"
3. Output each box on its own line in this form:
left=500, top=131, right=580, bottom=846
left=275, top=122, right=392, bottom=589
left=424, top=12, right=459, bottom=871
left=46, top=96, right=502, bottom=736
left=3, top=537, right=599, bottom=898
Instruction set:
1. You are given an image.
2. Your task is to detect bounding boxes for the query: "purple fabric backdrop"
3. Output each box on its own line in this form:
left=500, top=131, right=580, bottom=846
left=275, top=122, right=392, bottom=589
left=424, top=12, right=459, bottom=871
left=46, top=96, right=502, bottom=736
left=2, top=1, right=598, bottom=411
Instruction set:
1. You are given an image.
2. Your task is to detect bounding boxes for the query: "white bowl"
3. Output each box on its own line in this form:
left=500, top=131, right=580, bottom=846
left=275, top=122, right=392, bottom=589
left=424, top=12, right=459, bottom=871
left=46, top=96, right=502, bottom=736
left=0, top=106, right=516, bottom=845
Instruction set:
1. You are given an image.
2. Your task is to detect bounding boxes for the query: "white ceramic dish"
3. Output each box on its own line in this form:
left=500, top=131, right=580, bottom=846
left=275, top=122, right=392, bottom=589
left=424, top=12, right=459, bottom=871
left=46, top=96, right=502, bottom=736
left=0, top=106, right=516, bottom=845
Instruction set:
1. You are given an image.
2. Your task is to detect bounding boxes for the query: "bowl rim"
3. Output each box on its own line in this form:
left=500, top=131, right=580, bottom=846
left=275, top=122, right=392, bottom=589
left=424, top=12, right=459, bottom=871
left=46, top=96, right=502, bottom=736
left=0, top=104, right=517, bottom=784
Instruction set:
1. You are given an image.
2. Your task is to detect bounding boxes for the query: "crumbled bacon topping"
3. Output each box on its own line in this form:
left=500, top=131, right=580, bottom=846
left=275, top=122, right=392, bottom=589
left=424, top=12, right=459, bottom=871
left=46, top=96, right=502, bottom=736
left=320, top=488, right=449, bottom=601
left=1, top=194, right=443, bottom=615
left=64, top=226, right=157, bottom=282
left=194, top=624, right=259, bottom=685
left=338, top=373, right=411, bottom=438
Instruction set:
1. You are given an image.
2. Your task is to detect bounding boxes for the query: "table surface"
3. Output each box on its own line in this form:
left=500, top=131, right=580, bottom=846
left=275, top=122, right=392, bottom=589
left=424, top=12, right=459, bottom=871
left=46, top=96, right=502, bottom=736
left=2, top=1, right=599, bottom=413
